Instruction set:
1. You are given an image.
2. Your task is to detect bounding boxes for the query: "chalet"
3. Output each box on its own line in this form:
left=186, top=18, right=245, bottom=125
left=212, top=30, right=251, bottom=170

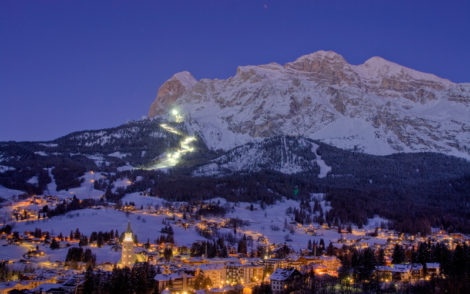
left=426, top=263, right=440, bottom=276
left=269, top=268, right=303, bottom=294
left=154, top=272, right=195, bottom=293
left=411, top=264, right=423, bottom=280
left=375, top=264, right=411, bottom=282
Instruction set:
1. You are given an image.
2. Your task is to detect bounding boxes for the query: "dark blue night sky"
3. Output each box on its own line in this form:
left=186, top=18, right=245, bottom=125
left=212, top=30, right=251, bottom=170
left=1, top=0, right=469, bottom=141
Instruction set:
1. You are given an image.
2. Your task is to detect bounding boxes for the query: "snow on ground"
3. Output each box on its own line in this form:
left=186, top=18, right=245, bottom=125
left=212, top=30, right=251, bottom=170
left=27, top=176, right=38, bottom=185
left=365, top=215, right=389, bottom=229
left=34, top=151, right=48, bottom=156
left=0, top=239, right=28, bottom=261
left=121, top=193, right=167, bottom=208
left=0, top=165, right=15, bottom=173
left=117, top=163, right=134, bottom=172
left=38, top=244, right=121, bottom=264
left=0, top=185, right=25, bottom=200
left=312, top=117, right=398, bottom=155
left=90, top=245, right=122, bottom=264
left=31, top=283, right=65, bottom=292
left=46, top=170, right=105, bottom=200
left=112, top=178, right=132, bottom=193
left=13, top=208, right=202, bottom=248
left=223, top=198, right=341, bottom=251
left=39, top=143, right=58, bottom=148
left=108, top=152, right=130, bottom=159
left=204, top=196, right=387, bottom=251
left=5, top=192, right=390, bottom=264
left=84, top=154, right=109, bottom=167
left=311, top=144, right=331, bottom=178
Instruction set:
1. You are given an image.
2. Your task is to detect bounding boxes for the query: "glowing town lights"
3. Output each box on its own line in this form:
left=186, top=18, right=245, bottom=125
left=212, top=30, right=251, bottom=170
left=124, top=232, right=133, bottom=242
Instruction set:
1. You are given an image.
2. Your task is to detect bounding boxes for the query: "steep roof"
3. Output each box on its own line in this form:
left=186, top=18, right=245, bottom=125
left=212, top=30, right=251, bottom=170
left=126, top=221, right=133, bottom=233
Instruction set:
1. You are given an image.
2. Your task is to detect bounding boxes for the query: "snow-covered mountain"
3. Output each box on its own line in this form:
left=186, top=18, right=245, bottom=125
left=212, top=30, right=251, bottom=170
left=193, top=136, right=331, bottom=178
left=148, top=51, right=470, bottom=159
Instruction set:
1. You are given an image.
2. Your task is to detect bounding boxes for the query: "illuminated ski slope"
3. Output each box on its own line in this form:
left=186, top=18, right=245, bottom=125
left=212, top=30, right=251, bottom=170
left=146, top=109, right=197, bottom=169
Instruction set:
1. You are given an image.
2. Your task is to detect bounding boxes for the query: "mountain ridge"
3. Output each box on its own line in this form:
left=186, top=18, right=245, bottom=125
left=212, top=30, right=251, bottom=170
left=148, top=50, right=470, bottom=160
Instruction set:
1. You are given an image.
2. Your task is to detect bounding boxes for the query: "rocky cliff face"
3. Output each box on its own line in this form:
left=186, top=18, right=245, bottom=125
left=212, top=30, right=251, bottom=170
left=148, top=51, right=470, bottom=159
left=148, top=71, right=197, bottom=118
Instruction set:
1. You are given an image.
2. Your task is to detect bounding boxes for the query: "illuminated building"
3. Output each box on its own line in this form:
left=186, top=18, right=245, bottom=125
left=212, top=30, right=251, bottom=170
left=196, top=263, right=226, bottom=288
left=120, top=221, right=136, bottom=268
left=269, top=268, right=303, bottom=294
left=226, top=262, right=263, bottom=285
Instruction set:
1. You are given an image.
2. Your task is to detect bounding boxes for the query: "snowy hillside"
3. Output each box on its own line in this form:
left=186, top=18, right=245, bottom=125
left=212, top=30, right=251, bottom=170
left=148, top=50, right=470, bottom=159
left=194, top=136, right=331, bottom=177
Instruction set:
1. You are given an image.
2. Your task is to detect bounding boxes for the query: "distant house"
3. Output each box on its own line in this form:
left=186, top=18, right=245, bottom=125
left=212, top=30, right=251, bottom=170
left=154, top=272, right=195, bottom=293
left=375, top=263, right=439, bottom=282
left=375, top=264, right=411, bottom=282
left=411, top=264, right=423, bottom=280
left=269, top=268, right=303, bottom=294
left=426, top=263, right=440, bottom=276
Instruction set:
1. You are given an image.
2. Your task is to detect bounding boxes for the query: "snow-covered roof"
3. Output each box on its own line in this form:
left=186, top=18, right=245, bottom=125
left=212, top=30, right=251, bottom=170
left=31, top=283, right=65, bottom=292
left=411, top=264, right=423, bottom=270
left=198, top=263, right=225, bottom=271
left=269, top=268, right=297, bottom=281
left=154, top=272, right=194, bottom=282
left=426, top=262, right=440, bottom=269
left=375, top=264, right=411, bottom=273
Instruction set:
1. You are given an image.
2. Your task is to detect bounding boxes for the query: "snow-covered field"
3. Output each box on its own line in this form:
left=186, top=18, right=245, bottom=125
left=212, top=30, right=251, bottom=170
left=1, top=189, right=392, bottom=267
left=0, top=185, right=25, bottom=200
left=45, top=170, right=105, bottom=200
left=12, top=207, right=202, bottom=248
left=203, top=196, right=387, bottom=251
left=121, top=192, right=167, bottom=208
left=0, top=240, right=28, bottom=261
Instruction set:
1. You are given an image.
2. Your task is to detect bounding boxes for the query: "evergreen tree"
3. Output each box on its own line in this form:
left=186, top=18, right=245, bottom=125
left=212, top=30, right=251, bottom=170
left=50, top=238, right=60, bottom=250
left=193, top=272, right=212, bottom=290
left=377, top=249, right=386, bottom=266
left=326, top=242, right=335, bottom=256
left=163, top=247, right=173, bottom=261
left=83, top=266, right=95, bottom=294
left=392, top=244, right=406, bottom=264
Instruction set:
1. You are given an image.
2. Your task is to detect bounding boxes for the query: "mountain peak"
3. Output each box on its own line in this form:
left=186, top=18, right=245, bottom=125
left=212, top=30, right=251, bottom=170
left=286, top=50, right=348, bottom=69
left=355, top=56, right=453, bottom=86
left=284, top=50, right=353, bottom=79
left=296, top=50, right=346, bottom=62
left=147, top=52, right=469, bottom=159
left=171, top=71, right=197, bottom=88
left=148, top=71, right=197, bottom=117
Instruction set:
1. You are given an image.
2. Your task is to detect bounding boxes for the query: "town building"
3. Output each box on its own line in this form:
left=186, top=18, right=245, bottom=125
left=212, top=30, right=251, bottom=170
left=226, top=262, right=263, bottom=285
left=197, top=263, right=226, bottom=288
left=375, top=264, right=413, bottom=282
left=269, top=268, right=303, bottom=294
left=154, top=272, right=195, bottom=293
left=426, top=263, right=440, bottom=276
